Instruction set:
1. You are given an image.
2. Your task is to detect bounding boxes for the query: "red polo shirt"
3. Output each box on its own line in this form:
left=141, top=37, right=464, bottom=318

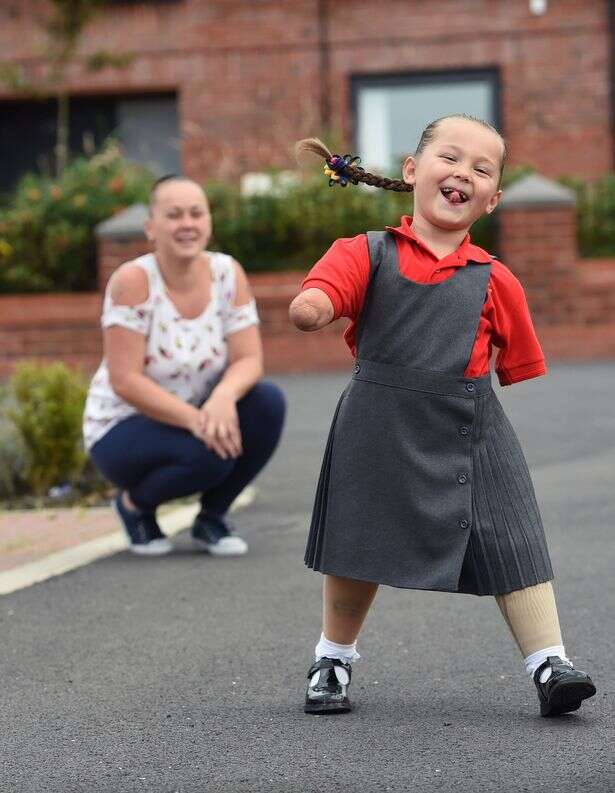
left=301, top=216, right=546, bottom=385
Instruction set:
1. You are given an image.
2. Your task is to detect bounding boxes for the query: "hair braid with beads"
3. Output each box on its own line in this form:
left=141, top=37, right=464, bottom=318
left=295, top=115, right=506, bottom=192
left=294, top=137, right=413, bottom=193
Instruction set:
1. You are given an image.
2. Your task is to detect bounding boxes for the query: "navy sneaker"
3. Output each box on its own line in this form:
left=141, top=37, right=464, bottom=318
left=112, top=492, right=172, bottom=556
left=190, top=510, right=248, bottom=556
left=304, top=657, right=353, bottom=714
left=533, top=655, right=596, bottom=717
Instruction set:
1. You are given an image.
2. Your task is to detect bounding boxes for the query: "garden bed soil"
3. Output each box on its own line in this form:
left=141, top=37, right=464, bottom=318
left=0, top=504, right=118, bottom=573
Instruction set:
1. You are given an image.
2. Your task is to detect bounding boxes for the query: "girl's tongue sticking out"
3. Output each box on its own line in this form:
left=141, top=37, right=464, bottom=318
left=441, top=186, right=469, bottom=205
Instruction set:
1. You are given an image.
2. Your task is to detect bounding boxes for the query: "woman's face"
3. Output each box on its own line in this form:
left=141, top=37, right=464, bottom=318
left=403, top=117, right=504, bottom=232
left=146, top=179, right=212, bottom=262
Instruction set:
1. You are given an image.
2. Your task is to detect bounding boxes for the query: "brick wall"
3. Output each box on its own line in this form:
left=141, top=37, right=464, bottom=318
left=97, top=238, right=153, bottom=292
left=1, top=247, right=614, bottom=381
left=0, top=272, right=353, bottom=379
left=0, top=0, right=611, bottom=182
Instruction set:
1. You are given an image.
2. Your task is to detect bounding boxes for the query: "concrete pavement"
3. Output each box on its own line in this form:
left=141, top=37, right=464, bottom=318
left=1, top=363, right=614, bottom=792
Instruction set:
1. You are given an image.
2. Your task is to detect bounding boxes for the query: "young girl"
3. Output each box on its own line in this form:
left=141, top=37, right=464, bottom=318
left=289, top=115, right=596, bottom=717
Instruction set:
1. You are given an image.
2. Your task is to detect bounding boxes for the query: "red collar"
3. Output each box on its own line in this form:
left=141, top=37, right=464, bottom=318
left=385, top=215, right=492, bottom=265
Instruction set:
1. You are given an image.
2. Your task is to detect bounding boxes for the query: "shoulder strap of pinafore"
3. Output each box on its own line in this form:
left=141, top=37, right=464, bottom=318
left=354, top=231, right=398, bottom=353
left=366, top=230, right=395, bottom=277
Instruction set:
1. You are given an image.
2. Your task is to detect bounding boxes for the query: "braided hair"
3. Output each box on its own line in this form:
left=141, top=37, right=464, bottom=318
left=295, top=115, right=506, bottom=192
left=294, top=137, right=413, bottom=193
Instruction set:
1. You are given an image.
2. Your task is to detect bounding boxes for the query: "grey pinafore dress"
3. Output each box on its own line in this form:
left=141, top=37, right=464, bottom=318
left=305, top=231, right=553, bottom=596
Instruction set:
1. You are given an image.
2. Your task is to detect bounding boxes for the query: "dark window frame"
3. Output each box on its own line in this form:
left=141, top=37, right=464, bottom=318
left=0, top=90, right=178, bottom=193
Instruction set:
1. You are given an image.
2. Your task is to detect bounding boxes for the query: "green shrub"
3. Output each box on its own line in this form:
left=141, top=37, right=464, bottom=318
left=0, top=150, right=535, bottom=294
left=0, top=143, right=153, bottom=293
left=0, top=387, right=27, bottom=500
left=206, top=171, right=499, bottom=270
left=6, top=362, right=88, bottom=496
left=561, top=174, right=615, bottom=258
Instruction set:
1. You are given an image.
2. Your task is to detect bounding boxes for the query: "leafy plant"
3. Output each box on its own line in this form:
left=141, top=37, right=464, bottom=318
left=0, top=142, right=153, bottom=292
left=207, top=172, right=501, bottom=270
left=561, top=174, right=615, bottom=257
left=6, top=362, right=88, bottom=496
left=0, top=387, right=27, bottom=501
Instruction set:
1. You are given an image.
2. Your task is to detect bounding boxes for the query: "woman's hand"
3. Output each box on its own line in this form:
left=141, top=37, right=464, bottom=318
left=198, top=390, right=243, bottom=460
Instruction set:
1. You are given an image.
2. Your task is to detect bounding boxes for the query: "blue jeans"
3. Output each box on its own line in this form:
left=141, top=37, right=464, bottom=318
left=89, top=381, right=286, bottom=514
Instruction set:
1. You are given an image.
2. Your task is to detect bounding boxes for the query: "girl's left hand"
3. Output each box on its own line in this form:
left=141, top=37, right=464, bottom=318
left=199, top=391, right=243, bottom=460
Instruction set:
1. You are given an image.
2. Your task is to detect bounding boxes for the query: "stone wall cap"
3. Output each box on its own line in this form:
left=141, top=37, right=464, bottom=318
left=499, top=173, right=576, bottom=209
left=95, top=203, right=148, bottom=239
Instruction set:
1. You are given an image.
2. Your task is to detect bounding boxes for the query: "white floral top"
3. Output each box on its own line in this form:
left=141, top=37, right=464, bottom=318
left=83, top=252, right=259, bottom=450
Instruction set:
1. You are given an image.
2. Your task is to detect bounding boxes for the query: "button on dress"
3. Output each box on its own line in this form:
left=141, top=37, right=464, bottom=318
left=304, top=232, right=553, bottom=596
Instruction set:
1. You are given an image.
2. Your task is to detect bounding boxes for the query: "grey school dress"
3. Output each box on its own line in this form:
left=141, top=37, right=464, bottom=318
left=305, top=231, right=553, bottom=596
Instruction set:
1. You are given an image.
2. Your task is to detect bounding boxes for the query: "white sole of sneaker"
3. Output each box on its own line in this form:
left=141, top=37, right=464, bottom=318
left=112, top=501, right=173, bottom=556
left=129, top=538, right=173, bottom=556
left=192, top=536, right=248, bottom=557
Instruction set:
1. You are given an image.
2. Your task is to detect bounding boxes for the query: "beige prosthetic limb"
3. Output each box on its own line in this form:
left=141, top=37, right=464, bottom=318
left=496, top=581, right=563, bottom=657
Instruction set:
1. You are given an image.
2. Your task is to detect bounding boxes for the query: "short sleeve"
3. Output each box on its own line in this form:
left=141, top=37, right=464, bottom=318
left=101, top=272, right=152, bottom=336
left=216, top=254, right=260, bottom=337
left=222, top=298, right=259, bottom=337
left=489, top=263, right=547, bottom=386
left=301, top=235, right=371, bottom=320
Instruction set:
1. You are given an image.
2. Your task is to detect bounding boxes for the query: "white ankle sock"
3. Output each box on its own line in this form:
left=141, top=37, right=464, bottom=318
left=314, top=632, right=360, bottom=664
left=524, top=644, right=571, bottom=680
left=311, top=633, right=358, bottom=687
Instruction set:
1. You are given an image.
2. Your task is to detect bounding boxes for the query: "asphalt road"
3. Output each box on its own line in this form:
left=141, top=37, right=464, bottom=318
left=2, top=363, right=614, bottom=793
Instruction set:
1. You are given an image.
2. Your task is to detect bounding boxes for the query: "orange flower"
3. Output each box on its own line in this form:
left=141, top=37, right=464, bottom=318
left=108, top=176, right=124, bottom=194
left=50, top=185, right=63, bottom=200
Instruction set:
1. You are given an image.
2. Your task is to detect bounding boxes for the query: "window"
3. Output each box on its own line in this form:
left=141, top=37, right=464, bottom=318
left=115, top=95, right=179, bottom=176
left=352, top=70, right=499, bottom=172
left=0, top=92, right=179, bottom=192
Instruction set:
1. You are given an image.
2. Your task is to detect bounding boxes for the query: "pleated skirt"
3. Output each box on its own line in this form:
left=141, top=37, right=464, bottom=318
left=305, top=374, right=554, bottom=596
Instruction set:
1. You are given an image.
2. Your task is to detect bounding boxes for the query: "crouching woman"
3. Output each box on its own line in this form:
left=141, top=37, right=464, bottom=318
left=83, top=176, right=285, bottom=555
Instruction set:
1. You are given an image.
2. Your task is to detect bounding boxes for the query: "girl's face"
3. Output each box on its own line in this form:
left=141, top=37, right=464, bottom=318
left=402, top=117, right=504, bottom=233
left=145, top=180, right=212, bottom=262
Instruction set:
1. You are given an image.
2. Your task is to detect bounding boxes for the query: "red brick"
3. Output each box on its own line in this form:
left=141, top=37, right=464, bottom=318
left=0, top=1, right=610, bottom=181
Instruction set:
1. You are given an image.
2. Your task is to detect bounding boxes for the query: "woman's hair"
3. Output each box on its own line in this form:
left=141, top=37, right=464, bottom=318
left=149, top=174, right=204, bottom=209
left=295, top=114, right=507, bottom=192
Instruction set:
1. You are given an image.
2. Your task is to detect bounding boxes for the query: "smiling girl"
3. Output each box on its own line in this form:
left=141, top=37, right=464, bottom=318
left=290, top=115, right=596, bottom=718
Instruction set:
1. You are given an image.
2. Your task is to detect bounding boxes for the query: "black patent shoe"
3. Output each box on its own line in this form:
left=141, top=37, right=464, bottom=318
left=304, top=657, right=353, bottom=714
left=533, top=656, right=596, bottom=717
